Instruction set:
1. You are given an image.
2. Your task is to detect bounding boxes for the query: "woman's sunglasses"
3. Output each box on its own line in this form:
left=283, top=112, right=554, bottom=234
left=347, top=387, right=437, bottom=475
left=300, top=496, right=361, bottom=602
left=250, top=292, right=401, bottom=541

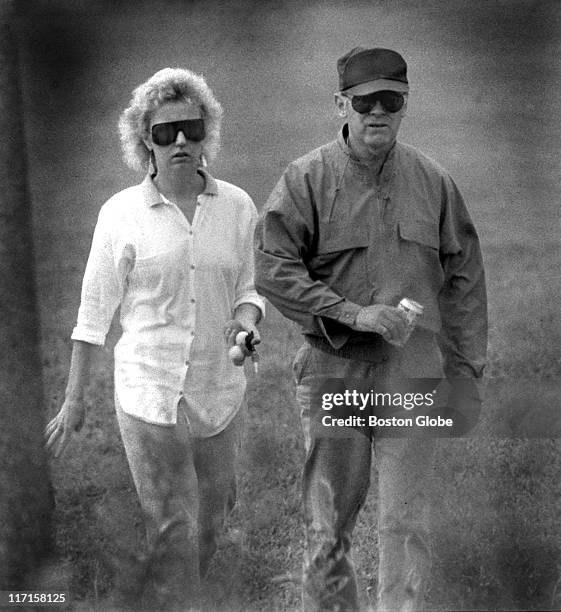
left=151, top=119, right=206, bottom=146
left=347, top=91, right=405, bottom=114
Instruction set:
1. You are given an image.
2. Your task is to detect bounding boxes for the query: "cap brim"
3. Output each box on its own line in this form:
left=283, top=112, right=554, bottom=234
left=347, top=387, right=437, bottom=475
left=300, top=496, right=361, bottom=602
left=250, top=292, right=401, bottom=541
left=343, top=78, right=409, bottom=95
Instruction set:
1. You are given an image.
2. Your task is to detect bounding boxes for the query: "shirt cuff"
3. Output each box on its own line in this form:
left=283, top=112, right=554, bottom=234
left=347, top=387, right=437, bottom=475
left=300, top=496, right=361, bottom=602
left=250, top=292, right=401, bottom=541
left=232, top=295, right=266, bottom=319
left=329, top=300, right=362, bottom=328
left=315, top=300, right=362, bottom=349
left=71, top=325, right=106, bottom=346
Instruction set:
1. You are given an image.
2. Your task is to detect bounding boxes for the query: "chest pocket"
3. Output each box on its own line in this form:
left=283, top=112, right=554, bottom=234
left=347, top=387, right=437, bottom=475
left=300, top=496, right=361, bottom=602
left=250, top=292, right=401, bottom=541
left=397, top=219, right=442, bottom=287
left=315, top=223, right=369, bottom=254
left=308, top=223, right=370, bottom=300
left=127, top=245, right=189, bottom=300
left=398, top=220, right=439, bottom=250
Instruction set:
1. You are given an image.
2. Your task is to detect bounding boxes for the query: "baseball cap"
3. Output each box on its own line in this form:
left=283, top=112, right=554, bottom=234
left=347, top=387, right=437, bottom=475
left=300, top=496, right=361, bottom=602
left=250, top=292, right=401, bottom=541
left=337, top=47, right=409, bottom=95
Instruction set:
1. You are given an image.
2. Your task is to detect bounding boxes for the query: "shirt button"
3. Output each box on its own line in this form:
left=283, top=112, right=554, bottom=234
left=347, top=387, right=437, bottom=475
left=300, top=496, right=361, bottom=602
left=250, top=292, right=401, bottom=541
left=190, top=265, right=195, bottom=270
left=190, top=298, right=196, bottom=303
left=189, top=230, right=193, bottom=235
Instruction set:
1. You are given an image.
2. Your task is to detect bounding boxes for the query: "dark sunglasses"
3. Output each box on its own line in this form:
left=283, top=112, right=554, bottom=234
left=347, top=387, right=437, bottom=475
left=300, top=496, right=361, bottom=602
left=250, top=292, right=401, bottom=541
left=348, top=91, right=405, bottom=114
left=151, top=119, right=206, bottom=146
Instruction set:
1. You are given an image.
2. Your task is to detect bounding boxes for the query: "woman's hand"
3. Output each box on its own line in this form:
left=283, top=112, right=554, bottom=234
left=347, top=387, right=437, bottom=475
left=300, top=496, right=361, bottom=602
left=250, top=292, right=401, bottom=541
left=44, top=340, right=96, bottom=458
left=223, top=303, right=262, bottom=350
left=45, top=397, right=86, bottom=458
left=223, top=319, right=261, bottom=352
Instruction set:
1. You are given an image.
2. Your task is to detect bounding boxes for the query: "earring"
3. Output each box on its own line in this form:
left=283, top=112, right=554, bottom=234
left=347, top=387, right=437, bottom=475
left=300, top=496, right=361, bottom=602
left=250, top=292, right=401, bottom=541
left=338, top=99, right=348, bottom=118
left=148, top=149, right=157, bottom=177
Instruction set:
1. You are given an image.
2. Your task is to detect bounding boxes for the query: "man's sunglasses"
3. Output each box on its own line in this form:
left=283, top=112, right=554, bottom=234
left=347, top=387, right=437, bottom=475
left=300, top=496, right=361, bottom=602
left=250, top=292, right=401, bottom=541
left=151, top=119, right=206, bottom=146
left=347, top=91, right=405, bottom=114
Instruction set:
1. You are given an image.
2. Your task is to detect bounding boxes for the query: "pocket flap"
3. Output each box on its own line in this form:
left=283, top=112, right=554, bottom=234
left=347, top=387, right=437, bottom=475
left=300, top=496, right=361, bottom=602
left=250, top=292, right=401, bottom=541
left=317, top=224, right=370, bottom=254
left=398, top=220, right=439, bottom=249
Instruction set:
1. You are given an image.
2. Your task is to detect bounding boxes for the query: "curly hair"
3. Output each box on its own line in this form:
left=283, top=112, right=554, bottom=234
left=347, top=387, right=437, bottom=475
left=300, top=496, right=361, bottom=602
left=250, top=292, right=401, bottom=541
left=118, top=67, right=223, bottom=172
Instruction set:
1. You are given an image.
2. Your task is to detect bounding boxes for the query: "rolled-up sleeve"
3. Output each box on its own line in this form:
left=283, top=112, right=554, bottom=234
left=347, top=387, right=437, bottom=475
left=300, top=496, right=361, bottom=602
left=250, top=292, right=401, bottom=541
left=233, top=202, right=266, bottom=318
left=71, top=207, right=125, bottom=346
left=254, top=168, right=362, bottom=346
left=438, top=175, right=488, bottom=379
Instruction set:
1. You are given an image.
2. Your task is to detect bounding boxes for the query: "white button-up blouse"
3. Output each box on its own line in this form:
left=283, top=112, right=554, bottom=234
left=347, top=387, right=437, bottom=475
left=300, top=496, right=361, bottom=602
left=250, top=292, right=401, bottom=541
left=71, top=170, right=265, bottom=435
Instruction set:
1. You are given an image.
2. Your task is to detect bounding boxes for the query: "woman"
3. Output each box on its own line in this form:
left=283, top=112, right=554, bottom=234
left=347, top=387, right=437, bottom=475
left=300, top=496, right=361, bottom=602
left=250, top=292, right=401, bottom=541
left=45, top=68, right=264, bottom=607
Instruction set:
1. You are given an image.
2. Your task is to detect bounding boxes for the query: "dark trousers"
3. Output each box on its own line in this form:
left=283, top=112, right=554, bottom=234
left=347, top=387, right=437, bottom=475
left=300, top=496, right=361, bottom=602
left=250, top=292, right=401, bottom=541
left=293, top=339, right=442, bottom=612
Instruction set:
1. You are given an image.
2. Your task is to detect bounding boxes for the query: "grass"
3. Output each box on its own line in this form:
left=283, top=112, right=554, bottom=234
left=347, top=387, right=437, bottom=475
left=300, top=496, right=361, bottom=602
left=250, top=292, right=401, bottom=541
left=19, top=2, right=561, bottom=609
left=38, top=241, right=561, bottom=611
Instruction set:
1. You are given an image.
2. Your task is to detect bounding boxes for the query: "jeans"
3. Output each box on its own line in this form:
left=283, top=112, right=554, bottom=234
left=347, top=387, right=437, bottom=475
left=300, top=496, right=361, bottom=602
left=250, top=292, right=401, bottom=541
left=115, top=396, right=242, bottom=609
left=294, top=340, right=442, bottom=612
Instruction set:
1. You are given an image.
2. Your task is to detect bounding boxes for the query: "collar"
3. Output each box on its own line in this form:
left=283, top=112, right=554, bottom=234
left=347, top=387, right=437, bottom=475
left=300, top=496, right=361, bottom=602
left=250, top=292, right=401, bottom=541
left=141, top=167, right=218, bottom=208
left=335, top=125, right=397, bottom=198
left=337, top=124, right=397, bottom=165
left=336, top=124, right=397, bottom=187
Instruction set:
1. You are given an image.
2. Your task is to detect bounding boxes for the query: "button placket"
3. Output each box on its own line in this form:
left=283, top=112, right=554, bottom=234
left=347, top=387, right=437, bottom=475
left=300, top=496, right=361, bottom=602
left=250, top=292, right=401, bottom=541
left=185, top=217, right=197, bottom=351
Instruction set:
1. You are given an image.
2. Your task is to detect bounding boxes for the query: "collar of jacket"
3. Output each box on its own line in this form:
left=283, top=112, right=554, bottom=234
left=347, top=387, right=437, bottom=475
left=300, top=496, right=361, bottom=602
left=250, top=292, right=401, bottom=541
left=334, top=124, right=397, bottom=198
left=337, top=124, right=397, bottom=169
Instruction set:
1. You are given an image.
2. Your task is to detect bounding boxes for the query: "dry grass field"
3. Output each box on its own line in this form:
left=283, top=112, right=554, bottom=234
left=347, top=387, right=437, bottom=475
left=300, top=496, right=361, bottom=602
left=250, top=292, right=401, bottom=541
left=14, top=1, right=561, bottom=610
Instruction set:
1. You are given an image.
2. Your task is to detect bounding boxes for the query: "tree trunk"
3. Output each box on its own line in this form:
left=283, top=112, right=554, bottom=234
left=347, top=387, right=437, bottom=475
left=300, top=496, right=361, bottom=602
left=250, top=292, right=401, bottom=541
left=0, top=7, right=54, bottom=588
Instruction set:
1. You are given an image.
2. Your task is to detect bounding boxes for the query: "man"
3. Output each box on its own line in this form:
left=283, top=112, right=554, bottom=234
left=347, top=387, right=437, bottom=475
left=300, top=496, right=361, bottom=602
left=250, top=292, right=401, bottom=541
left=254, top=47, right=487, bottom=611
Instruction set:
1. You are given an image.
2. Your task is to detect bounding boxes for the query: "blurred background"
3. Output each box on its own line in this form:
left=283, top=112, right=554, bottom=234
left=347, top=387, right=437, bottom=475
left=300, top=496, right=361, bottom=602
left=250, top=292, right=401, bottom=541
left=10, top=0, right=561, bottom=609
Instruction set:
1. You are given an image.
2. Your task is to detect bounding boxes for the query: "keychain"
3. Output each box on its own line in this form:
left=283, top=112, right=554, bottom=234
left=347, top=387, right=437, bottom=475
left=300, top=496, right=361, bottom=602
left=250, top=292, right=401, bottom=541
left=228, top=330, right=259, bottom=373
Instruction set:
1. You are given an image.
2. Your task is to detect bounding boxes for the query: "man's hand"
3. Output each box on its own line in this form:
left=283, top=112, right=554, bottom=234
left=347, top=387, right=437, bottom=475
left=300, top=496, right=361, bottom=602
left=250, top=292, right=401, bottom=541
left=44, top=398, right=86, bottom=458
left=354, top=304, right=409, bottom=346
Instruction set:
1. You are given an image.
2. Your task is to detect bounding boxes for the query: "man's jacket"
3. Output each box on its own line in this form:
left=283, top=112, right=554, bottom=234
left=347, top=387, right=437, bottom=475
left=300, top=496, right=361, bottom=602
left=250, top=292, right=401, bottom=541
left=254, top=126, right=487, bottom=380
